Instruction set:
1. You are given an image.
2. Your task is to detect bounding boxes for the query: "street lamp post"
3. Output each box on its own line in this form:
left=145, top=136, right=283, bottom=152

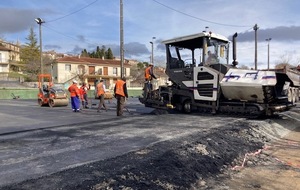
left=253, top=24, right=259, bottom=70
left=35, top=18, right=45, bottom=76
left=150, top=42, right=153, bottom=63
left=150, top=37, right=156, bottom=64
left=266, top=38, right=272, bottom=70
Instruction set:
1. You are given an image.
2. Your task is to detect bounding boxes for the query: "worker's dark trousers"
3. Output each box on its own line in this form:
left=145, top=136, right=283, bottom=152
left=71, top=96, right=80, bottom=111
left=82, top=94, right=88, bottom=108
left=116, top=95, right=125, bottom=116
left=144, top=81, right=152, bottom=99
left=97, top=94, right=107, bottom=111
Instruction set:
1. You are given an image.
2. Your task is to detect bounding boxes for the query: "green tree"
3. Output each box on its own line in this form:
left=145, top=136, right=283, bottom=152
left=95, top=46, right=101, bottom=58
left=81, top=49, right=89, bottom=57
left=137, top=62, right=145, bottom=70
left=100, top=45, right=106, bottom=58
left=144, top=62, right=149, bottom=67
left=81, top=45, right=114, bottom=59
left=105, top=48, right=114, bottom=59
left=20, top=27, right=40, bottom=81
left=90, top=51, right=96, bottom=58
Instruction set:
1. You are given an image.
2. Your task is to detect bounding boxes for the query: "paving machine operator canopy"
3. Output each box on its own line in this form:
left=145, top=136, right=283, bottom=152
left=162, top=31, right=230, bottom=69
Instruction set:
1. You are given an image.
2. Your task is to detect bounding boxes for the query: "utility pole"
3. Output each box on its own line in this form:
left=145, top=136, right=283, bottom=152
left=253, top=24, right=259, bottom=70
left=120, top=0, right=124, bottom=78
left=266, top=38, right=272, bottom=70
left=35, top=18, right=45, bottom=75
left=35, top=18, right=45, bottom=86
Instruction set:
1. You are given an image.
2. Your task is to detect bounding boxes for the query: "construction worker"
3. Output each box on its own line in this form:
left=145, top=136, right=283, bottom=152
left=68, top=80, right=80, bottom=112
left=114, top=77, right=128, bottom=116
left=144, top=63, right=157, bottom=99
left=205, top=50, right=218, bottom=66
left=96, top=79, right=108, bottom=112
left=80, top=82, right=90, bottom=109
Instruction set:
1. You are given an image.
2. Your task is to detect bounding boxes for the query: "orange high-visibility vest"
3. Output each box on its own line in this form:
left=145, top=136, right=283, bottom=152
left=97, top=82, right=105, bottom=96
left=144, top=66, right=152, bottom=80
left=115, top=80, right=125, bottom=97
left=68, top=84, right=79, bottom=97
left=80, top=85, right=87, bottom=94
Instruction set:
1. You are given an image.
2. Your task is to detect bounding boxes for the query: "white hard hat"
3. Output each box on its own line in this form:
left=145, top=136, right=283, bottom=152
left=73, top=80, right=78, bottom=84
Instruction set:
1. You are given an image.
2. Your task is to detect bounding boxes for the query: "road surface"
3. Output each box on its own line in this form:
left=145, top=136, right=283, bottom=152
left=0, top=99, right=299, bottom=189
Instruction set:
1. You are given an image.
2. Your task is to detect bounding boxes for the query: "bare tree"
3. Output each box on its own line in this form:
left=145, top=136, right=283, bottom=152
left=274, top=53, right=296, bottom=69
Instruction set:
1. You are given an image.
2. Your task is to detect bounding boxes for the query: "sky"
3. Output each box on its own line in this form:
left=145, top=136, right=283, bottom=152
left=1, top=0, right=300, bottom=69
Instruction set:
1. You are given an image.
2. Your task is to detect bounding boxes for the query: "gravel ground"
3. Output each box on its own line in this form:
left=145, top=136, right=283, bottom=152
left=1, top=105, right=299, bottom=190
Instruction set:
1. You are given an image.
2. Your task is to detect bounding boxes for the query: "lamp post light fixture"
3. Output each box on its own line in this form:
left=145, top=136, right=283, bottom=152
left=35, top=18, right=45, bottom=76
left=265, top=38, right=272, bottom=70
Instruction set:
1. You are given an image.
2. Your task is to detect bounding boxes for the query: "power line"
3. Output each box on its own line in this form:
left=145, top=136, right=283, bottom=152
left=43, top=24, right=99, bottom=47
left=152, top=0, right=252, bottom=28
left=43, top=24, right=125, bottom=53
left=43, top=25, right=79, bottom=42
left=46, top=0, right=99, bottom=23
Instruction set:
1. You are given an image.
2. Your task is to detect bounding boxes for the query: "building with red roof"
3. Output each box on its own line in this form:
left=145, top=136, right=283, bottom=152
left=55, top=56, right=131, bottom=89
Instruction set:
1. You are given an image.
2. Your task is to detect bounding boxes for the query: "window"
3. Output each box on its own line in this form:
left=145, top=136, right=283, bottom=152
left=65, top=64, right=71, bottom=71
left=98, top=68, right=103, bottom=75
left=103, top=67, right=108, bottom=75
left=89, top=66, right=95, bottom=75
left=113, top=67, right=118, bottom=75
left=78, top=65, right=85, bottom=74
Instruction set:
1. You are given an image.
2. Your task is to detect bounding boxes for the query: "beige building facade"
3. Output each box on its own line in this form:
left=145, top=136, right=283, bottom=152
left=54, top=56, right=131, bottom=90
left=0, top=40, right=20, bottom=62
left=0, top=46, right=11, bottom=73
left=0, top=40, right=21, bottom=76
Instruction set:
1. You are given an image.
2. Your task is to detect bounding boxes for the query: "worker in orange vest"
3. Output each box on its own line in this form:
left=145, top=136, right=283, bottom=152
left=144, top=63, right=156, bottom=99
left=79, top=82, right=90, bottom=109
left=68, top=80, right=80, bottom=112
left=114, top=77, right=128, bottom=116
left=96, top=79, right=108, bottom=112
left=144, top=63, right=157, bottom=82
